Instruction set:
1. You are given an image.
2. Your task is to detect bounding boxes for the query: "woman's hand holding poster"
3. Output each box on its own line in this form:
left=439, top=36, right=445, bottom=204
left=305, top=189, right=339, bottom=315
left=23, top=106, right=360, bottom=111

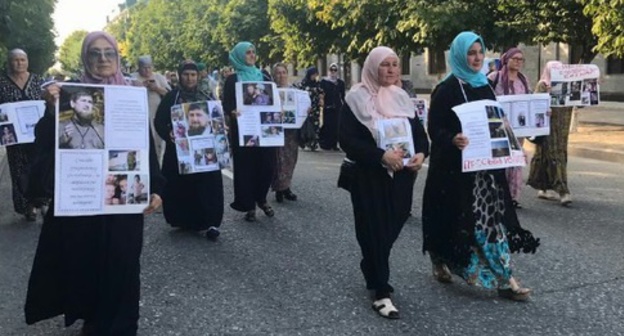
left=453, top=100, right=525, bottom=173
left=235, top=81, right=284, bottom=147
left=54, top=83, right=151, bottom=216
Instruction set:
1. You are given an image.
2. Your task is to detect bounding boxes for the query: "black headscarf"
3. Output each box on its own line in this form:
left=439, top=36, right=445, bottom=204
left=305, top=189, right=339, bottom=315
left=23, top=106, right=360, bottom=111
left=176, top=60, right=210, bottom=102
left=301, top=66, right=319, bottom=87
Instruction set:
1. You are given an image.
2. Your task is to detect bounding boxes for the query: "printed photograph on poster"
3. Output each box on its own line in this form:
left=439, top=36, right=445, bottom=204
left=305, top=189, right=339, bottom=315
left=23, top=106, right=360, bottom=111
left=178, top=159, right=192, bottom=174
left=584, top=78, right=599, bottom=105
left=127, top=174, right=148, bottom=204
left=491, top=139, right=511, bottom=158
left=261, top=126, right=283, bottom=138
left=15, top=105, right=40, bottom=134
left=0, top=124, right=18, bottom=145
left=104, top=174, right=128, bottom=205
left=243, top=135, right=260, bottom=147
left=185, top=102, right=212, bottom=136
left=242, top=83, right=275, bottom=106
left=283, top=110, right=296, bottom=124
left=0, top=108, right=7, bottom=122
left=175, top=139, right=190, bottom=156
left=535, top=113, right=546, bottom=127
left=215, top=135, right=228, bottom=154
left=173, top=120, right=188, bottom=139
left=193, top=148, right=218, bottom=167
left=211, top=119, right=226, bottom=135
left=108, top=150, right=140, bottom=171
left=376, top=118, right=416, bottom=165
left=171, top=105, right=185, bottom=122
left=385, top=142, right=412, bottom=159
left=411, top=98, right=428, bottom=126
left=260, top=111, right=283, bottom=124
left=210, top=103, right=223, bottom=118
left=57, top=87, right=105, bottom=150
left=383, top=120, right=408, bottom=138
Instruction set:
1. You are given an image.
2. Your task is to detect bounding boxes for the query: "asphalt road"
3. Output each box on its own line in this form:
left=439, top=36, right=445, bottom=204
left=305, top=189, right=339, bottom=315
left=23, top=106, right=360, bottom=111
left=1, top=149, right=623, bottom=336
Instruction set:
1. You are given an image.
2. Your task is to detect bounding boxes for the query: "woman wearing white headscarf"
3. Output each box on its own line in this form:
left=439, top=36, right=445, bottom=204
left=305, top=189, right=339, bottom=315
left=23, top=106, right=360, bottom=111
left=339, top=46, right=429, bottom=319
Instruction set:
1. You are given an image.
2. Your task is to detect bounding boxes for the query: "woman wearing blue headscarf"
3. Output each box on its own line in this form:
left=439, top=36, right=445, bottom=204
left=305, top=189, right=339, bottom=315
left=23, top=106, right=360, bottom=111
left=222, top=41, right=276, bottom=222
left=421, top=32, right=539, bottom=301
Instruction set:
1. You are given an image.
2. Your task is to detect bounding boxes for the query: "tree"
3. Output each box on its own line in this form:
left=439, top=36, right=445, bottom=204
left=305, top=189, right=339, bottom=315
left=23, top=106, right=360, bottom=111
left=0, top=0, right=57, bottom=73
left=58, top=30, right=88, bottom=75
left=583, top=0, right=624, bottom=58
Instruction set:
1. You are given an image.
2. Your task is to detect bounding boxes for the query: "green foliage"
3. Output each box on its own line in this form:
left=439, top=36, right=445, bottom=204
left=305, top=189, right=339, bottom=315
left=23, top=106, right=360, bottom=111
left=0, top=0, right=57, bottom=73
left=583, top=0, right=624, bottom=58
left=58, top=30, right=88, bottom=75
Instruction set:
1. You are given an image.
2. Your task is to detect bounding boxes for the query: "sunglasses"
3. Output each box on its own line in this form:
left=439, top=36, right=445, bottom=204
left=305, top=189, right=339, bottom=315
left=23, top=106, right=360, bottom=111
left=87, top=49, right=117, bottom=61
left=330, top=68, right=338, bottom=72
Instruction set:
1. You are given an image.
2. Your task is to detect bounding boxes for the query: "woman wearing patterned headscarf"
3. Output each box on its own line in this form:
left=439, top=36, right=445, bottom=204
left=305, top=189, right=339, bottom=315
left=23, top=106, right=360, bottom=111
left=488, top=47, right=531, bottom=208
left=222, top=41, right=277, bottom=222
left=340, top=46, right=429, bottom=319
left=527, top=60, right=574, bottom=206
left=25, top=31, right=164, bottom=336
left=422, top=32, right=539, bottom=302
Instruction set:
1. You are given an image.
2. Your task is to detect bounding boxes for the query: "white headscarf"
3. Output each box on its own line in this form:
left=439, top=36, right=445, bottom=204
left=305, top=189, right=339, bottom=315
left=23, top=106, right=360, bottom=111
left=344, top=46, right=414, bottom=140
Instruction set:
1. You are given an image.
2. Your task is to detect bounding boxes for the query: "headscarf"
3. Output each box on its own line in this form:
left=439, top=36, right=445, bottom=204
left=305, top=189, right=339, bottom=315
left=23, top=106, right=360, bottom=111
left=176, top=60, right=209, bottom=102
left=229, top=42, right=263, bottom=82
left=197, top=62, right=207, bottom=72
left=538, top=61, right=563, bottom=87
left=138, top=55, right=152, bottom=67
left=344, top=46, right=414, bottom=141
left=446, top=31, right=489, bottom=88
left=302, top=67, right=319, bottom=87
left=499, top=48, right=530, bottom=94
left=80, top=31, right=126, bottom=85
left=327, top=62, right=339, bottom=82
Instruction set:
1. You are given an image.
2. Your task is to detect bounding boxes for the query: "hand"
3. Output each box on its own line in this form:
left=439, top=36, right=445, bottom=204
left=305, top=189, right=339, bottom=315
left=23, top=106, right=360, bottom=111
left=452, top=133, right=469, bottom=150
left=546, top=109, right=552, bottom=117
left=42, top=84, right=60, bottom=106
left=143, top=194, right=162, bottom=215
left=405, top=153, right=425, bottom=172
left=169, top=130, right=175, bottom=143
left=61, top=123, right=74, bottom=144
left=382, top=149, right=404, bottom=172
left=232, top=109, right=242, bottom=117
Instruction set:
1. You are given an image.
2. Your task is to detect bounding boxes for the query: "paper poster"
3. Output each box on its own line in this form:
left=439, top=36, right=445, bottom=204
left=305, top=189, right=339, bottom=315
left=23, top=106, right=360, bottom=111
left=497, top=93, right=551, bottom=137
left=410, top=98, right=428, bottom=127
left=54, top=83, right=151, bottom=216
left=235, top=81, right=283, bottom=147
left=376, top=118, right=415, bottom=165
left=278, top=88, right=311, bottom=129
left=170, top=100, right=231, bottom=174
left=453, top=99, right=525, bottom=173
left=550, top=64, right=600, bottom=107
left=0, top=100, right=45, bottom=147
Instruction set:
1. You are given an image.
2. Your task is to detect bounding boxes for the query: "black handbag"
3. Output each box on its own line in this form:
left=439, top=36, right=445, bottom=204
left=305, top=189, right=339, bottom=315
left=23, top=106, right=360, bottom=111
left=298, top=118, right=316, bottom=146
left=337, top=158, right=356, bottom=192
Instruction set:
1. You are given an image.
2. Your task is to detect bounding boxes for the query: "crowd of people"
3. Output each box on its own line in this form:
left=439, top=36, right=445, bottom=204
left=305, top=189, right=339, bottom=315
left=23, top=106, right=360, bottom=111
left=0, top=28, right=585, bottom=334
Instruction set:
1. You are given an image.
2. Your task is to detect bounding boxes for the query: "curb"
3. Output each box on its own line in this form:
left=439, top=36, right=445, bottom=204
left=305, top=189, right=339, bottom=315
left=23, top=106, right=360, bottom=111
left=567, top=146, right=624, bottom=164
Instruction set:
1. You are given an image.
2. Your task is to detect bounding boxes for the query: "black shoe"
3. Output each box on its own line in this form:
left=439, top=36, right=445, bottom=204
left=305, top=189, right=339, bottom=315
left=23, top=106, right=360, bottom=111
left=24, top=207, right=37, bottom=222
left=206, top=226, right=220, bottom=240
left=258, top=203, right=275, bottom=217
left=283, top=189, right=297, bottom=201
left=275, top=191, right=284, bottom=203
left=244, top=210, right=256, bottom=222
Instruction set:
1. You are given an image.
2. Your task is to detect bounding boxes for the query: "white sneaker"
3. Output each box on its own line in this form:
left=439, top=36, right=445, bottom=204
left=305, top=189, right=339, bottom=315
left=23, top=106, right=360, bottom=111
left=537, top=190, right=559, bottom=200
left=560, top=193, right=572, bottom=206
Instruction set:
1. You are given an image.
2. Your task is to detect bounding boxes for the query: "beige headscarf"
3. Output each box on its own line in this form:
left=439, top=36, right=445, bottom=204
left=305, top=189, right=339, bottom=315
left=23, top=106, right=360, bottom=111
left=345, top=46, right=414, bottom=140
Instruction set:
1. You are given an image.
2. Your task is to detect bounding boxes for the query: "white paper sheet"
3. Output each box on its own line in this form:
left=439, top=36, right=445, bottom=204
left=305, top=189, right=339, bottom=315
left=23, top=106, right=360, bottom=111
left=0, top=100, right=45, bottom=147
left=278, top=88, right=310, bottom=129
left=549, top=64, right=600, bottom=107
left=497, top=93, right=551, bottom=137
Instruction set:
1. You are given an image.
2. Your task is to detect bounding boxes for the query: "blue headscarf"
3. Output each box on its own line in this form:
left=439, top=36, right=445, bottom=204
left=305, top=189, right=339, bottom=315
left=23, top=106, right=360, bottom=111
left=229, top=42, right=264, bottom=82
left=446, top=31, right=489, bottom=88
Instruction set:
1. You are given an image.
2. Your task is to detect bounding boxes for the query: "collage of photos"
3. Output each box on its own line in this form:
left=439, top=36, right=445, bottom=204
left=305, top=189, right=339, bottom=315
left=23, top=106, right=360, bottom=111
left=0, top=100, right=45, bottom=147
left=498, top=94, right=551, bottom=137
left=485, top=105, right=521, bottom=158
left=170, top=100, right=230, bottom=174
left=106, top=150, right=147, bottom=206
left=377, top=118, right=415, bottom=165
left=236, top=81, right=284, bottom=147
left=549, top=64, right=600, bottom=107
left=277, top=88, right=310, bottom=129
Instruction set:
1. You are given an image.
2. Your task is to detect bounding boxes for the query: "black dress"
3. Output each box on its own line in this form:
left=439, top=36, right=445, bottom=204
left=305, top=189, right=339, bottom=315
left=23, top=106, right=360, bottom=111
left=339, top=103, right=429, bottom=298
left=154, top=88, right=224, bottom=230
left=24, top=97, right=165, bottom=335
left=319, top=78, right=345, bottom=150
left=422, top=75, right=539, bottom=278
left=222, top=73, right=276, bottom=212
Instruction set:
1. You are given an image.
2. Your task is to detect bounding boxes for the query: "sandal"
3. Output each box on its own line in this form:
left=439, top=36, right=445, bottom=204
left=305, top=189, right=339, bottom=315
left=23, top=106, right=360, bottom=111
left=372, top=298, right=400, bottom=319
left=258, top=203, right=275, bottom=217
left=432, top=264, right=453, bottom=284
left=497, top=287, right=532, bottom=302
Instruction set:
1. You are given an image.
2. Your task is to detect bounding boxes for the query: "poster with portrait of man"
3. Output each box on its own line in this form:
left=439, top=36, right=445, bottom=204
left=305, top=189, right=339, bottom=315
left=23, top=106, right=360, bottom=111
left=54, top=83, right=151, bottom=216
left=0, top=100, right=45, bottom=147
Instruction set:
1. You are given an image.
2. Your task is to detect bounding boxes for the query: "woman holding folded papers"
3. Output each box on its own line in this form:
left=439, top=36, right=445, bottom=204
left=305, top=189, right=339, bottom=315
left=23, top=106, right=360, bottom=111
left=422, top=31, right=539, bottom=303
left=24, top=31, right=164, bottom=336
left=339, top=46, right=429, bottom=319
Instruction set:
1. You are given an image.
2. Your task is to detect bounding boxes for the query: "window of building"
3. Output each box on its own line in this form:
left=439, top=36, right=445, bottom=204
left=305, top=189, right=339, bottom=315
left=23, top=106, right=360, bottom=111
left=428, top=48, right=446, bottom=75
left=607, top=56, right=624, bottom=75
left=401, top=53, right=411, bottom=75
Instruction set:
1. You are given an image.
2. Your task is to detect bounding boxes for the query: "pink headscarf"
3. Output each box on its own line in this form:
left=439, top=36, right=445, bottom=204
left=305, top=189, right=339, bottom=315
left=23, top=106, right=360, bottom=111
left=344, top=46, right=414, bottom=140
left=499, top=48, right=530, bottom=95
left=80, top=31, right=127, bottom=85
left=538, top=61, right=563, bottom=87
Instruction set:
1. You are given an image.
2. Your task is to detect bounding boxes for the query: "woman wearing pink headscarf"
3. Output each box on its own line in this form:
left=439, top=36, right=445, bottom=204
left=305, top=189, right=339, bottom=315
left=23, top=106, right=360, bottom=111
left=339, top=46, right=429, bottom=319
left=25, top=31, right=164, bottom=335
left=488, top=47, right=531, bottom=208
left=527, top=61, right=574, bottom=206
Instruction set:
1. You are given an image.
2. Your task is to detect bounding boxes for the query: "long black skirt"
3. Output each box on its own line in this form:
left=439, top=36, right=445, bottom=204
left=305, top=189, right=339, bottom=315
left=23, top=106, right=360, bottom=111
left=230, top=147, right=276, bottom=212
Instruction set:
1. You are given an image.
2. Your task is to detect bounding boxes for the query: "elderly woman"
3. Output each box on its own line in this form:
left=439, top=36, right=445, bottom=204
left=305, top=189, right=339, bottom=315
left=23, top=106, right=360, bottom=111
left=154, top=60, right=223, bottom=240
left=527, top=61, right=574, bottom=206
left=422, top=32, right=539, bottom=302
left=223, top=41, right=276, bottom=222
left=24, top=31, right=164, bottom=336
left=488, top=47, right=531, bottom=208
left=271, top=63, right=299, bottom=202
left=0, top=49, right=45, bottom=221
left=296, top=67, right=324, bottom=151
left=339, top=47, right=429, bottom=319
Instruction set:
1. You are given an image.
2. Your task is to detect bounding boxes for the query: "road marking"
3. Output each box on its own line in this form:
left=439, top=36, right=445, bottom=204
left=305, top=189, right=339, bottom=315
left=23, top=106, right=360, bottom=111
left=222, top=169, right=233, bottom=179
